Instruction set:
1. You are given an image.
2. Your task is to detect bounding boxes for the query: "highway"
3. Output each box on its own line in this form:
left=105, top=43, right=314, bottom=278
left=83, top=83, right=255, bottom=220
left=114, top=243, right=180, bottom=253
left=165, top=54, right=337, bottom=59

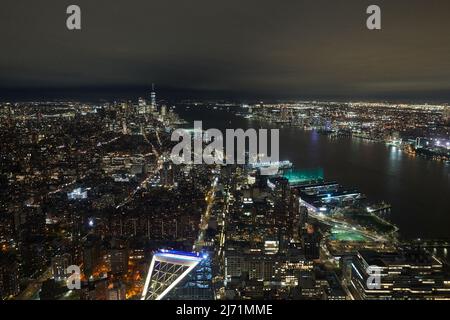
left=309, top=211, right=389, bottom=242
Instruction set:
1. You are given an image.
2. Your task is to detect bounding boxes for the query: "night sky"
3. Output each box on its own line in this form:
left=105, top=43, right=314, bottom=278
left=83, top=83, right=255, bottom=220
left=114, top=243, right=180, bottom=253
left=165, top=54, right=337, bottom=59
left=1, top=0, right=450, bottom=101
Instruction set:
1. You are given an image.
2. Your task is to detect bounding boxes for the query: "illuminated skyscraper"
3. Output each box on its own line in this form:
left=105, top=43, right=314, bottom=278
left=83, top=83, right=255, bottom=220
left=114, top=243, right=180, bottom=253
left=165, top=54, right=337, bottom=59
left=160, top=105, right=167, bottom=118
left=138, top=97, right=147, bottom=114
left=141, top=250, right=204, bottom=300
left=51, top=253, right=72, bottom=281
left=348, top=248, right=450, bottom=300
left=445, top=106, right=450, bottom=125
left=150, top=84, right=156, bottom=112
left=165, top=254, right=214, bottom=300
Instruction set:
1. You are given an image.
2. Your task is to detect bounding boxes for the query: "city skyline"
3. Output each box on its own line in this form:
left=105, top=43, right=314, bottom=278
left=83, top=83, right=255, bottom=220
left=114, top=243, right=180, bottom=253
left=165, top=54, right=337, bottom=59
left=1, top=0, right=450, bottom=305
left=1, top=95, right=449, bottom=302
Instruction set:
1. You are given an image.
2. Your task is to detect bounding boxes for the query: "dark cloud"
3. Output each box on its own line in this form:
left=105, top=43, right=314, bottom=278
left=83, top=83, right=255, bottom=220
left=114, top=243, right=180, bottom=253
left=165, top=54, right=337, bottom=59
left=0, top=0, right=449, bottom=100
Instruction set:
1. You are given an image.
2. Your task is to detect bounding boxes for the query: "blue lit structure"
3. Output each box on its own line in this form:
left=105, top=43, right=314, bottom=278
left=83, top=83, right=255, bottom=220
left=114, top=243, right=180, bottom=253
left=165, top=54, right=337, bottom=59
left=165, top=253, right=214, bottom=300
left=141, top=250, right=210, bottom=300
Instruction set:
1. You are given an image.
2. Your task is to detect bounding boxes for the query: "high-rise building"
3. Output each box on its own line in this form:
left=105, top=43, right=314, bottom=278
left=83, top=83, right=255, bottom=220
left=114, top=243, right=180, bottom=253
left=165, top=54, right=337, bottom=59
left=302, top=225, right=320, bottom=260
left=19, top=238, right=47, bottom=277
left=109, top=248, right=129, bottom=275
left=160, top=105, right=167, bottom=120
left=14, top=205, right=46, bottom=237
left=122, top=120, right=128, bottom=135
left=348, top=247, right=450, bottom=300
left=107, top=280, right=127, bottom=300
left=51, top=253, right=72, bottom=281
left=0, top=253, right=21, bottom=299
left=165, top=254, right=214, bottom=300
left=83, top=236, right=101, bottom=277
left=141, top=250, right=204, bottom=300
left=224, top=251, right=278, bottom=282
left=138, top=97, right=147, bottom=114
left=299, top=206, right=308, bottom=233
left=445, top=106, right=450, bottom=125
left=161, top=162, right=174, bottom=187
left=150, top=84, right=156, bottom=112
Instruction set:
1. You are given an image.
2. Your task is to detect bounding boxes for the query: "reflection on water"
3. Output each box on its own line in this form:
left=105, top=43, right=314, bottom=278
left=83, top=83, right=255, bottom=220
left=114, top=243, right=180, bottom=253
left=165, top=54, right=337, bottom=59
left=177, top=106, right=450, bottom=239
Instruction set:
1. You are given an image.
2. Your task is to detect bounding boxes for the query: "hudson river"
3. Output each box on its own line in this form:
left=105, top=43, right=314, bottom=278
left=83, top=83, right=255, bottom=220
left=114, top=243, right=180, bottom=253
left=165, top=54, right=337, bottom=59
left=177, top=105, right=450, bottom=240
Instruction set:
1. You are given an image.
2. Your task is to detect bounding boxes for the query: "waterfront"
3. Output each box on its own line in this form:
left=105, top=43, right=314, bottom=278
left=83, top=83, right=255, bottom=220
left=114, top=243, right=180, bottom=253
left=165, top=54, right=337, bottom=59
left=176, top=104, right=450, bottom=240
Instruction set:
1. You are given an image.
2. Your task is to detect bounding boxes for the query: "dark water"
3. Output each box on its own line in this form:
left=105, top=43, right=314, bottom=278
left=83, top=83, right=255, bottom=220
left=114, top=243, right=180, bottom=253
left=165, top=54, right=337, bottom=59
left=175, top=105, right=450, bottom=240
